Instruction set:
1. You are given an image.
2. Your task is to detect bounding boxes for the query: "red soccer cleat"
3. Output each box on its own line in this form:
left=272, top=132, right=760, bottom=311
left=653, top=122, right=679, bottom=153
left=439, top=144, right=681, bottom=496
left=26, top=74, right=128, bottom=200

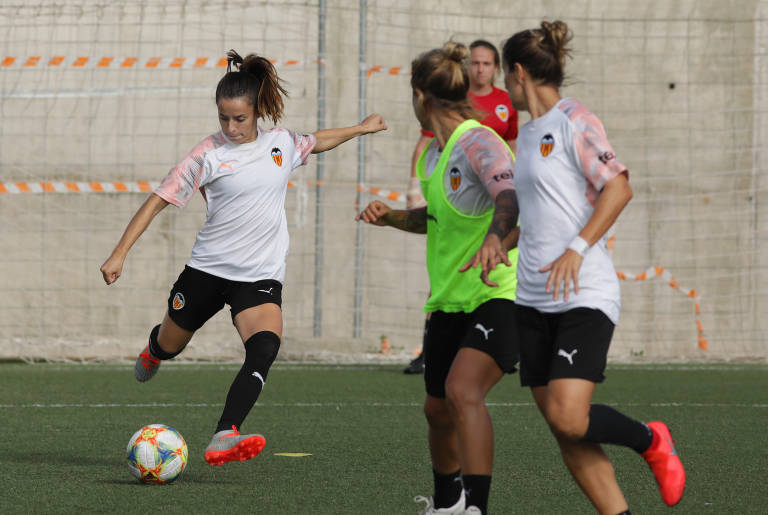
left=204, top=426, right=266, bottom=466
left=642, top=421, right=686, bottom=506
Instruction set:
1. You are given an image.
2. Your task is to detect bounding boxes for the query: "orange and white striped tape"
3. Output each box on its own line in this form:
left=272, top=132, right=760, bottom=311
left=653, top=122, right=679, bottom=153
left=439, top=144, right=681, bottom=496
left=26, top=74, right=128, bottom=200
left=608, top=236, right=708, bottom=351
left=364, top=65, right=410, bottom=77
left=357, top=184, right=405, bottom=202
left=0, top=180, right=310, bottom=193
left=0, top=180, right=395, bottom=196
left=0, top=56, right=324, bottom=70
left=0, top=181, right=160, bottom=194
left=1, top=55, right=407, bottom=76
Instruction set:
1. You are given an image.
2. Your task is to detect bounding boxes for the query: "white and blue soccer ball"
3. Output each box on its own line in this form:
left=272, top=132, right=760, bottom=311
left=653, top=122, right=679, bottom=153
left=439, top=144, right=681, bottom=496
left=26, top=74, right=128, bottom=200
left=126, top=424, right=188, bottom=484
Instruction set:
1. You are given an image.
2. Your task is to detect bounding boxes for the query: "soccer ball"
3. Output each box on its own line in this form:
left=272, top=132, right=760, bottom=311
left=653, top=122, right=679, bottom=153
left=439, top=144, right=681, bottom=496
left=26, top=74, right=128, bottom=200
left=126, top=424, right=188, bottom=484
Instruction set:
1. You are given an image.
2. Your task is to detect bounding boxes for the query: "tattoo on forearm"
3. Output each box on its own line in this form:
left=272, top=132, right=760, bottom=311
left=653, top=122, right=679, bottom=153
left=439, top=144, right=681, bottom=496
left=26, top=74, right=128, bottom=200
left=488, top=190, right=519, bottom=240
left=387, top=207, right=427, bottom=234
left=405, top=207, right=428, bottom=233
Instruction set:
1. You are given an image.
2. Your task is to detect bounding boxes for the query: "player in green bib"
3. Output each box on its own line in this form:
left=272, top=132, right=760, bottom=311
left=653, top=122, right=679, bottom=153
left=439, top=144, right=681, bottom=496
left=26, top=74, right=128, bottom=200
left=357, top=41, right=520, bottom=515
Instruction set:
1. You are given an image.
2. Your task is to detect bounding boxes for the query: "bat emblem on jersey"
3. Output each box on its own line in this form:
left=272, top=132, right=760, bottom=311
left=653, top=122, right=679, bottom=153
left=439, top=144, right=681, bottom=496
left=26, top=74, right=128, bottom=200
left=449, top=167, right=461, bottom=191
left=172, top=292, right=185, bottom=310
left=540, top=133, right=555, bottom=157
left=598, top=151, right=616, bottom=164
left=271, top=147, right=283, bottom=166
left=494, top=104, right=509, bottom=122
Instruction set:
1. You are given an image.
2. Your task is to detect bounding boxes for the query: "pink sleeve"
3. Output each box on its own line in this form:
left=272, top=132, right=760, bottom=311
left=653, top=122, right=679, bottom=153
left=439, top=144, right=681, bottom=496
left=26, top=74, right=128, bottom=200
left=154, top=135, right=217, bottom=207
left=462, top=128, right=515, bottom=200
left=289, top=130, right=316, bottom=168
left=567, top=107, right=627, bottom=191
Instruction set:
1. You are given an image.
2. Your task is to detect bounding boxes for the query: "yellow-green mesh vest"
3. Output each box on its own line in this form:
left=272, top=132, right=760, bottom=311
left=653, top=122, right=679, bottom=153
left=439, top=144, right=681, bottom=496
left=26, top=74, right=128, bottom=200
left=417, top=119, right=518, bottom=313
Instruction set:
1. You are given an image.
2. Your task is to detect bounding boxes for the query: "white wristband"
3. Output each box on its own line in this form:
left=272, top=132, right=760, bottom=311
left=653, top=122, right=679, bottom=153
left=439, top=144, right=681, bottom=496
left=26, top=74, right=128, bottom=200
left=567, top=236, right=590, bottom=256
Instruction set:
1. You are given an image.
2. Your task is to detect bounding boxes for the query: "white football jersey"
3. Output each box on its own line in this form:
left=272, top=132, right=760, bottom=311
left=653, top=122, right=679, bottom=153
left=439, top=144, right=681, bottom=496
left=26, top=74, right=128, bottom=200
left=513, top=98, right=627, bottom=323
left=155, top=127, right=316, bottom=283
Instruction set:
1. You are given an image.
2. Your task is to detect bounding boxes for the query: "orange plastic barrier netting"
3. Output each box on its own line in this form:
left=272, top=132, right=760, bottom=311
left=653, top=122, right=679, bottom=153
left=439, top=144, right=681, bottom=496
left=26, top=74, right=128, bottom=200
left=0, top=56, right=409, bottom=74
left=0, top=181, right=398, bottom=197
left=608, top=236, right=708, bottom=351
left=3, top=180, right=705, bottom=350
left=0, top=56, right=325, bottom=69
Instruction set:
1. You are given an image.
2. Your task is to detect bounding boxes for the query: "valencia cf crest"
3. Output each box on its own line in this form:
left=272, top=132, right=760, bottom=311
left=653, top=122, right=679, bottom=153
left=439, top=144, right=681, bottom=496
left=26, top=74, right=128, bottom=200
left=540, top=133, right=555, bottom=157
left=449, top=167, right=462, bottom=191
left=494, top=104, right=509, bottom=122
left=271, top=147, right=283, bottom=166
left=172, top=292, right=185, bottom=310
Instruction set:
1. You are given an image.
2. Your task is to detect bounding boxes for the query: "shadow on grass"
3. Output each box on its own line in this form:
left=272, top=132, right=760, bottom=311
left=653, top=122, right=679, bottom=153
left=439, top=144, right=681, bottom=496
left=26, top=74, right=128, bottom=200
left=97, top=475, right=231, bottom=485
left=1, top=449, right=121, bottom=467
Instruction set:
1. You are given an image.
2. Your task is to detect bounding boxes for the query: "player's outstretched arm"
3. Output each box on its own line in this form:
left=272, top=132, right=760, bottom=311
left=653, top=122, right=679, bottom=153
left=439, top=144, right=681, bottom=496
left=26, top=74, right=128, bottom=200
left=459, top=189, right=520, bottom=287
left=100, top=193, right=169, bottom=285
left=312, top=114, right=387, bottom=153
left=355, top=200, right=427, bottom=234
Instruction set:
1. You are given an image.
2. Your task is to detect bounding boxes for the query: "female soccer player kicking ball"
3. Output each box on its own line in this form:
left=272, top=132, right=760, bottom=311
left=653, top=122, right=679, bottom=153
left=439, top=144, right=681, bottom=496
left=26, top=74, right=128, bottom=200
left=358, top=41, right=520, bottom=515
left=101, top=50, right=386, bottom=466
left=468, top=21, right=685, bottom=514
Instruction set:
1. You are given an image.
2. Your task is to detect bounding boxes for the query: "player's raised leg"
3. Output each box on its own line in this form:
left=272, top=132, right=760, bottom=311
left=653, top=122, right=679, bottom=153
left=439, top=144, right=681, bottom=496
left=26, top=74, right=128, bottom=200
left=134, top=312, right=193, bottom=382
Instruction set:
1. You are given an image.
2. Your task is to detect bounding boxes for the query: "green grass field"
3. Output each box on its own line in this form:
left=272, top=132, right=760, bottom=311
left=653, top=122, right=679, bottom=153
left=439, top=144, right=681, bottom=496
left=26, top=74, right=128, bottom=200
left=1, top=362, right=766, bottom=514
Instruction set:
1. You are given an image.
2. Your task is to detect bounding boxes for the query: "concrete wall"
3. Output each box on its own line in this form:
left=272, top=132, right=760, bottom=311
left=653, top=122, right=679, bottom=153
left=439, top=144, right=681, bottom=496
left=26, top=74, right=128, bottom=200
left=0, top=0, right=765, bottom=362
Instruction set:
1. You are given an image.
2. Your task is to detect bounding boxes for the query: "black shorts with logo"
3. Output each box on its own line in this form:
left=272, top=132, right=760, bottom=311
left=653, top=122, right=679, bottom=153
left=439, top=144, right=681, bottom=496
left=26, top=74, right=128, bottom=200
left=516, top=305, right=614, bottom=387
left=424, top=298, right=519, bottom=398
left=167, top=265, right=282, bottom=332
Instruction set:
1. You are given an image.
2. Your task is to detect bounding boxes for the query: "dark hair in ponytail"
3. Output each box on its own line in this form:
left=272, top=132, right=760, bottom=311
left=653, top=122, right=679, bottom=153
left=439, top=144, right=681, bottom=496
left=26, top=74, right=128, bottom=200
left=216, top=50, right=288, bottom=125
left=502, top=20, right=573, bottom=87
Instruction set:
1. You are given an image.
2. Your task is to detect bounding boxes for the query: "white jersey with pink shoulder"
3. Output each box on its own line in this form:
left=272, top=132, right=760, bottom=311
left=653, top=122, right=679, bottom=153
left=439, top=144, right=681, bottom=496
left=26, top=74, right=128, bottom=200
left=154, top=127, right=316, bottom=283
left=421, top=126, right=515, bottom=216
left=513, top=98, right=628, bottom=323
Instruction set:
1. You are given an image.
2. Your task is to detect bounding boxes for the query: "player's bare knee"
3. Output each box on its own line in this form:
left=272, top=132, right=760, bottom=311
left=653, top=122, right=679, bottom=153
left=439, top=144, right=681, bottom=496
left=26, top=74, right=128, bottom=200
left=424, top=396, right=452, bottom=427
left=444, top=380, right=483, bottom=421
left=546, top=409, right=588, bottom=441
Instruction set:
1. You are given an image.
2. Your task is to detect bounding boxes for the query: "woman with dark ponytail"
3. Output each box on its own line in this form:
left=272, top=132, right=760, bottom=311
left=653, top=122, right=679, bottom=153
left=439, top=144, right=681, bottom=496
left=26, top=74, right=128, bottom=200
left=101, top=50, right=386, bottom=466
left=496, top=21, right=685, bottom=513
left=358, top=41, right=520, bottom=515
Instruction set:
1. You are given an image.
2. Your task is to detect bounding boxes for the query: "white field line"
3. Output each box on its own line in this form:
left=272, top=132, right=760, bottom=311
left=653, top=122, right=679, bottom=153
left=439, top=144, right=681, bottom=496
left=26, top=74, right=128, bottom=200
left=1, top=401, right=766, bottom=409
left=13, top=363, right=768, bottom=372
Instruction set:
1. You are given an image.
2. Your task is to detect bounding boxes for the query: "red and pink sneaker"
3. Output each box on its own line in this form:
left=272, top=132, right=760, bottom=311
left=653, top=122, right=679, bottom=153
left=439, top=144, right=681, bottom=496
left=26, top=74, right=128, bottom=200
left=134, top=345, right=161, bottom=382
left=204, top=426, right=266, bottom=466
left=642, top=421, right=686, bottom=506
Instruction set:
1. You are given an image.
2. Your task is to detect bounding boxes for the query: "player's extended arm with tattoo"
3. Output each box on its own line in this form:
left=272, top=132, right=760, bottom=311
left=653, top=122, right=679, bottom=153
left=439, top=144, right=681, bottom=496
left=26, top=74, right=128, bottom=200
left=459, top=189, right=520, bottom=286
left=355, top=201, right=427, bottom=234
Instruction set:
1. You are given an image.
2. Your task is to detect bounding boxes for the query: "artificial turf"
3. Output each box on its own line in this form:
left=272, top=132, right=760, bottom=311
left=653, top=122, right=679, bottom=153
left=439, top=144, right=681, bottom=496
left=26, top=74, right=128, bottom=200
left=1, top=362, right=766, bottom=514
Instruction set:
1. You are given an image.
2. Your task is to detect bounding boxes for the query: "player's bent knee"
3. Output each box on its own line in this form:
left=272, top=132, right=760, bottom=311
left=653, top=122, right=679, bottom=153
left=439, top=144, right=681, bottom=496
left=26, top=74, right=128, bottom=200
left=423, top=396, right=451, bottom=426
left=546, top=411, right=588, bottom=441
left=150, top=324, right=184, bottom=360
left=444, top=379, right=483, bottom=410
left=242, top=331, right=281, bottom=386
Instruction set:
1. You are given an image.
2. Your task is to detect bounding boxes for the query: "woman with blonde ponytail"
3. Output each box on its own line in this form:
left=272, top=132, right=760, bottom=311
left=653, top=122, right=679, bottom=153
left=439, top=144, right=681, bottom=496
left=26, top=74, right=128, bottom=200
left=357, top=41, right=520, bottom=515
left=101, top=49, right=386, bottom=467
left=496, top=21, right=686, bottom=513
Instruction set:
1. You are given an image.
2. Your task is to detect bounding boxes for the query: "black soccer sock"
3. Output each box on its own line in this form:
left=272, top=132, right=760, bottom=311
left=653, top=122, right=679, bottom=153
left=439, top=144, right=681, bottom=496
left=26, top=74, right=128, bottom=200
left=433, top=468, right=462, bottom=509
left=215, top=331, right=281, bottom=433
left=147, top=325, right=182, bottom=360
left=463, top=474, right=491, bottom=514
left=582, top=404, right=653, bottom=453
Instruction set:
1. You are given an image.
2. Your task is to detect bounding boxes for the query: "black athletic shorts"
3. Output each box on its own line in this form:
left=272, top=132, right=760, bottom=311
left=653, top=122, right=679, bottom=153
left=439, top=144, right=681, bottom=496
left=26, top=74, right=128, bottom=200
left=167, top=265, right=282, bottom=332
left=424, top=298, right=519, bottom=398
left=516, top=305, right=614, bottom=387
